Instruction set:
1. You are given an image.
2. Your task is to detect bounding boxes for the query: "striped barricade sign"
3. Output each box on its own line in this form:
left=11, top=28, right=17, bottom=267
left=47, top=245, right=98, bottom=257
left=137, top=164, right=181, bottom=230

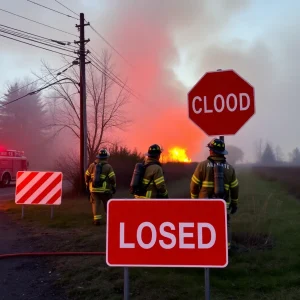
left=15, top=171, right=63, bottom=205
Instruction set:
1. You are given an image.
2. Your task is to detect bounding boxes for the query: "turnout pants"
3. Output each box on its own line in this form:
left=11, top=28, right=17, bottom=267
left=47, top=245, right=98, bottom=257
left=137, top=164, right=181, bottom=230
left=90, top=192, right=111, bottom=222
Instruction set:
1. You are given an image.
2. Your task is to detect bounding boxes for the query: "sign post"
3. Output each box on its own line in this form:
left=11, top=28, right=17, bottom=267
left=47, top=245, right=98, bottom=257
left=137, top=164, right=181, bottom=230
left=187, top=68, right=255, bottom=298
left=124, top=267, right=129, bottom=300
left=205, top=268, right=210, bottom=300
left=106, top=199, right=228, bottom=298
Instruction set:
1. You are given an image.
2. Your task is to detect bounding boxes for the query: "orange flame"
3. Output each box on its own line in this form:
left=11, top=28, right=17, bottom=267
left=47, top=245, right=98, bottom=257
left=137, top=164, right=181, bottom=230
left=163, top=147, right=192, bottom=163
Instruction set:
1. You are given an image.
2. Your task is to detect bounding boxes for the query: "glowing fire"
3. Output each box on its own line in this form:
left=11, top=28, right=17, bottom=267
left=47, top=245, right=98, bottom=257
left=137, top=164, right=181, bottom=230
left=164, top=147, right=192, bottom=163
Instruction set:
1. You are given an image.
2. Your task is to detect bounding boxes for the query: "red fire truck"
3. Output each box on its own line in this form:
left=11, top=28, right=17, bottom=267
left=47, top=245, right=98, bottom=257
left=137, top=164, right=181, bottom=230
left=0, top=148, right=28, bottom=187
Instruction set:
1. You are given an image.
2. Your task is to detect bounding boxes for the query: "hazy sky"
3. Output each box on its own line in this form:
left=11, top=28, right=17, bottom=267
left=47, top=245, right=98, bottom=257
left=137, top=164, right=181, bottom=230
left=0, top=0, right=299, bottom=162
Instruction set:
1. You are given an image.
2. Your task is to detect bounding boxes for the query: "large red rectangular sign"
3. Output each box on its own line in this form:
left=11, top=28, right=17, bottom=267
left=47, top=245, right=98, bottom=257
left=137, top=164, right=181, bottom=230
left=106, top=199, right=228, bottom=268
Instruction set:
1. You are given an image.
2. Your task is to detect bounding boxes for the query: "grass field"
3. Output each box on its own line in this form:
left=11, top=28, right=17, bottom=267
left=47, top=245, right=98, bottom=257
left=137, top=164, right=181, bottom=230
left=253, top=166, right=300, bottom=199
left=2, top=168, right=300, bottom=300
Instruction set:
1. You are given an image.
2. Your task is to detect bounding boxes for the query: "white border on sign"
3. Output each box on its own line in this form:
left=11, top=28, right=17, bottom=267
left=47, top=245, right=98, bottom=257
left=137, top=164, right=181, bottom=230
left=106, top=198, right=228, bottom=268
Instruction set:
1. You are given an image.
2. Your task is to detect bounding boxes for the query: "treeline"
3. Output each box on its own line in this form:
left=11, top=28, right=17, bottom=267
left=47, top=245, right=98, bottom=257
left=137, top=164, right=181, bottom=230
left=255, top=140, right=300, bottom=166
left=56, top=145, right=197, bottom=194
left=108, top=145, right=197, bottom=183
left=0, top=81, right=53, bottom=169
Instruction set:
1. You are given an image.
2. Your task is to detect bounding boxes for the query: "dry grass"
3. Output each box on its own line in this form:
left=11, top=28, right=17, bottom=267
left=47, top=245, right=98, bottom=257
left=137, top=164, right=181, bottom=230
left=253, top=166, right=300, bottom=199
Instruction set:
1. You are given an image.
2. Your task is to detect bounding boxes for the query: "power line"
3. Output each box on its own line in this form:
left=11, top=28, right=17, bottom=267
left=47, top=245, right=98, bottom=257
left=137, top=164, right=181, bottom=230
left=89, top=24, right=134, bottom=68
left=0, top=33, right=78, bottom=59
left=34, top=64, right=79, bottom=91
left=0, top=78, right=79, bottom=108
left=87, top=46, right=142, bottom=99
left=50, top=1, right=133, bottom=68
left=89, top=57, right=138, bottom=98
left=0, top=27, right=76, bottom=52
left=0, top=63, right=74, bottom=101
left=0, top=24, right=49, bottom=42
left=54, top=0, right=79, bottom=17
left=35, top=70, right=80, bottom=113
left=88, top=51, right=124, bottom=86
left=45, top=91, right=79, bottom=99
left=0, top=24, right=76, bottom=48
left=88, top=58, right=122, bottom=85
left=0, top=28, right=76, bottom=54
left=90, top=61, right=139, bottom=100
left=27, top=0, right=79, bottom=20
left=88, top=51, right=137, bottom=96
left=51, top=2, right=135, bottom=81
left=0, top=92, right=34, bottom=108
left=0, top=8, right=77, bottom=37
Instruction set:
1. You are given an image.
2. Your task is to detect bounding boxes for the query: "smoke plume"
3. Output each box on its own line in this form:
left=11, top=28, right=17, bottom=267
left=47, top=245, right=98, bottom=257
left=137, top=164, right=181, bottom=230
left=95, top=0, right=252, bottom=160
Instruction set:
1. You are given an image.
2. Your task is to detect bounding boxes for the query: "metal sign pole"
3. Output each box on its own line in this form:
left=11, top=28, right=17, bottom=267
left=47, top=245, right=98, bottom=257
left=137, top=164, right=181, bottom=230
left=21, top=205, right=24, bottom=219
left=124, top=267, right=130, bottom=300
left=204, top=268, right=210, bottom=300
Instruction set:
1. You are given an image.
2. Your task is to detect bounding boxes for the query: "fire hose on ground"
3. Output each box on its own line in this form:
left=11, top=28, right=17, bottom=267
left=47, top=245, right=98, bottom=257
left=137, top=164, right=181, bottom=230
left=0, top=251, right=106, bottom=259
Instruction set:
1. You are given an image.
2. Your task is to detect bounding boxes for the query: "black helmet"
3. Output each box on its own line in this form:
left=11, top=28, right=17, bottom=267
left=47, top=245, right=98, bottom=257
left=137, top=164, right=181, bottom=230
left=96, top=148, right=110, bottom=159
left=145, top=144, right=163, bottom=157
left=207, top=138, right=228, bottom=155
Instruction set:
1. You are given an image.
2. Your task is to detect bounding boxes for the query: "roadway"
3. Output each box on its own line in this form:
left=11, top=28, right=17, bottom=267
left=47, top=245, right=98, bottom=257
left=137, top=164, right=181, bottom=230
left=0, top=185, right=15, bottom=201
left=0, top=181, right=72, bottom=201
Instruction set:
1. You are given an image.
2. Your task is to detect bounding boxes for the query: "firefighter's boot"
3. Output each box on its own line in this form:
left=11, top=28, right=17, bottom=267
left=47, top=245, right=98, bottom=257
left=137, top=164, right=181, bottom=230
left=93, top=218, right=101, bottom=226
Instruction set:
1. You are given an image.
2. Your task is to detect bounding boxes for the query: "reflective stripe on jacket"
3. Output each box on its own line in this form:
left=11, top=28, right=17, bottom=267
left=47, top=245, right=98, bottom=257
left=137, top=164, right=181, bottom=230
left=85, top=160, right=116, bottom=193
left=134, top=157, right=168, bottom=199
left=190, top=156, right=239, bottom=207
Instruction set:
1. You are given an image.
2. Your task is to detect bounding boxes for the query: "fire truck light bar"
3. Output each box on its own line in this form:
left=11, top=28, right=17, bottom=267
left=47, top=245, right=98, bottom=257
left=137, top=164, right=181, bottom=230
left=0, top=150, right=25, bottom=157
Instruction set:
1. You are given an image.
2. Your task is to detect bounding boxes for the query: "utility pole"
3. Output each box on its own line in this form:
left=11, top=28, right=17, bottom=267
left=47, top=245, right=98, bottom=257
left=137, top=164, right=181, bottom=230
left=75, top=13, right=90, bottom=194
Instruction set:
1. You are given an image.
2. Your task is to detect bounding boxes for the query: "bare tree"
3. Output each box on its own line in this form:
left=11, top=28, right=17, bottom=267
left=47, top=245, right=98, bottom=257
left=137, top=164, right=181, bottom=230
left=275, top=145, right=284, bottom=162
left=254, top=138, right=264, bottom=163
left=289, top=147, right=300, bottom=164
left=37, top=50, right=130, bottom=163
left=55, top=150, right=80, bottom=193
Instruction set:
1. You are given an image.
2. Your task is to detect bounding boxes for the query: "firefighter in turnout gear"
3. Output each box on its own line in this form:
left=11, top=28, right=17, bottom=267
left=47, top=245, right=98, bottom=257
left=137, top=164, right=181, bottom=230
left=85, top=149, right=116, bottom=225
left=131, top=144, right=168, bottom=199
left=190, top=138, right=239, bottom=250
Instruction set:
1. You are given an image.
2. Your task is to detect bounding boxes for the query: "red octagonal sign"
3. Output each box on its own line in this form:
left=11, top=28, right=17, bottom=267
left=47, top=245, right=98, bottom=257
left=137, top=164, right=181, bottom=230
left=188, top=69, right=255, bottom=136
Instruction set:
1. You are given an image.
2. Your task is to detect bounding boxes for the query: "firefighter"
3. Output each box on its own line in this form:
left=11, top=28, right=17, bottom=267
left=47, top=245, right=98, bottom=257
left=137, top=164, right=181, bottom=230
left=85, top=149, right=116, bottom=225
left=190, top=138, right=239, bottom=250
left=132, top=144, right=169, bottom=199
